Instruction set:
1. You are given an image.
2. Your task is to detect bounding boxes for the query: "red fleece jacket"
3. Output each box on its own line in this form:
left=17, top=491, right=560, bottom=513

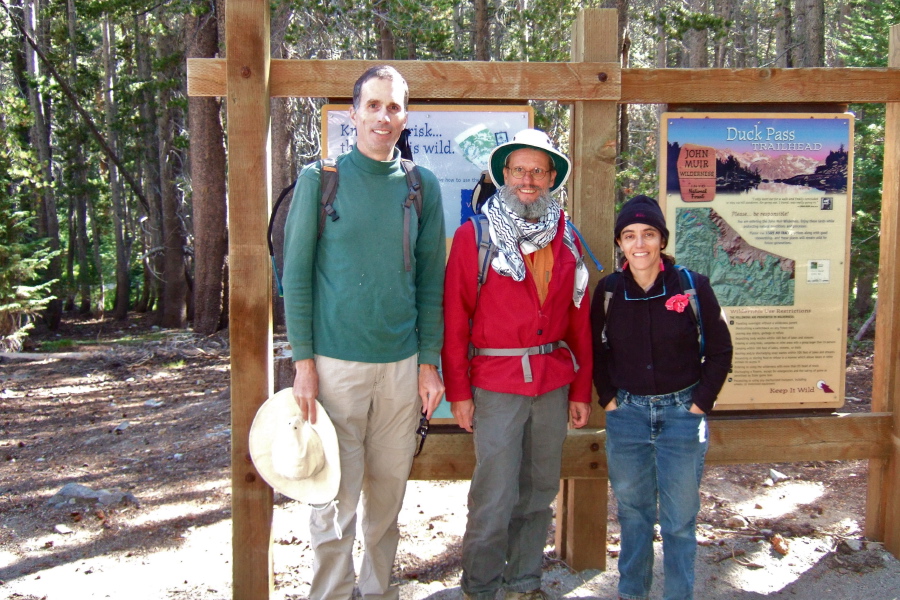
left=441, top=217, right=592, bottom=403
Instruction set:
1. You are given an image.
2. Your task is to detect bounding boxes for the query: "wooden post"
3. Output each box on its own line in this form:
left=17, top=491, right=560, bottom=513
left=225, top=1, right=274, bottom=598
left=866, top=24, right=900, bottom=557
left=555, top=7, right=618, bottom=571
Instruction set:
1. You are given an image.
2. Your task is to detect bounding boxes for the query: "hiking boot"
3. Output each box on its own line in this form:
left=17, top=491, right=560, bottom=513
left=504, top=590, right=550, bottom=600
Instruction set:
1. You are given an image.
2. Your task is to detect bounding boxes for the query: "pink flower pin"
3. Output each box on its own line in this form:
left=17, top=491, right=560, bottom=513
left=665, top=293, right=691, bottom=313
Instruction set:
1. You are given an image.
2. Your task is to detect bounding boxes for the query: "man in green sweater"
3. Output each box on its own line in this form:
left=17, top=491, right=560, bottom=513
left=281, top=66, right=446, bottom=600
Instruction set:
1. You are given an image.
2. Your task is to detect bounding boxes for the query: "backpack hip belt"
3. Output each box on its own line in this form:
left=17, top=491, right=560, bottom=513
left=470, top=340, right=578, bottom=383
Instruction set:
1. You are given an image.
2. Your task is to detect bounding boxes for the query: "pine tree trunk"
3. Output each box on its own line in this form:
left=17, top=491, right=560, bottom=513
left=87, top=195, right=105, bottom=315
left=684, top=0, right=709, bottom=68
left=74, top=187, right=91, bottom=315
left=136, top=12, right=163, bottom=314
left=832, top=1, right=850, bottom=68
left=655, top=0, right=667, bottom=68
left=157, top=26, right=187, bottom=328
left=713, top=0, right=736, bottom=67
left=775, top=0, right=793, bottom=67
left=103, top=17, right=131, bottom=320
left=25, top=0, right=62, bottom=328
left=189, top=7, right=228, bottom=335
left=474, top=0, right=489, bottom=60
left=65, top=201, right=76, bottom=312
left=855, top=271, right=875, bottom=321
left=67, top=0, right=91, bottom=315
left=794, top=0, right=824, bottom=67
left=376, top=0, right=395, bottom=59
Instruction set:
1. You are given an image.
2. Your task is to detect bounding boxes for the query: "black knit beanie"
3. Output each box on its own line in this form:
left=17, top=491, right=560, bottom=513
left=614, top=195, right=669, bottom=242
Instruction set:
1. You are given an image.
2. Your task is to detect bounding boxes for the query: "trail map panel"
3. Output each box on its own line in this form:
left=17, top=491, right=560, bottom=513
left=660, top=113, right=854, bottom=410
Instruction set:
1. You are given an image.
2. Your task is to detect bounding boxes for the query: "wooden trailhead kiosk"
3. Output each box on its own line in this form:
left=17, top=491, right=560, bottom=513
left=187, top=6, right=900, bottom=598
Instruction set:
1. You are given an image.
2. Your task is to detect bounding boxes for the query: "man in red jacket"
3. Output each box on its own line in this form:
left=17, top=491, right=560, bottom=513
left=442, top=129, right=592, bottom=600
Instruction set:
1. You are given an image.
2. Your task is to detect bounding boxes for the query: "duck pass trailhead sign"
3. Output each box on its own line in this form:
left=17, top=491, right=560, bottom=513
left=660, top=113, right=854, bottom=410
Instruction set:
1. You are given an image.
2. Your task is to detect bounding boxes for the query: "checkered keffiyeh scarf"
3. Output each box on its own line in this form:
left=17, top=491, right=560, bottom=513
left=482, top=193, right=589, bottom=307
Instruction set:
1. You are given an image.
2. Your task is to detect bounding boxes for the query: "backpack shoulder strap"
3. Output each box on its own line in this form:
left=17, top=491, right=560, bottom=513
left=268, top=179, right=298, bottom=297
left=399, top=159, right=423, bottom=218
left=318, top=158, right=340, bottom=238
left=399, top=159, right=423, bottom=272
left=603, top=272, right=620, bottom=315
left=268, top=181, right=296, bottom=261
left=470, top=214, right=497, bottom=299
left=674, top=265, right=705, bottom=357
left=600, top=272, right=621, bottom=348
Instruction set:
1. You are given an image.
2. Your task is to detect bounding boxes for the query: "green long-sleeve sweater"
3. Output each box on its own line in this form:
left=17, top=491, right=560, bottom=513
left=282, top=145, right=446, bottom=366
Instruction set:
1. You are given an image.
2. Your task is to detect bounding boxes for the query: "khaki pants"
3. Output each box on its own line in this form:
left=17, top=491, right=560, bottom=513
left=308, top=354, right=421, bottom=600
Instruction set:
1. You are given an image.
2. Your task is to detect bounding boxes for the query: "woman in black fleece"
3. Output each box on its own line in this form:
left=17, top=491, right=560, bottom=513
left=591, top=195, right=733, bottom=600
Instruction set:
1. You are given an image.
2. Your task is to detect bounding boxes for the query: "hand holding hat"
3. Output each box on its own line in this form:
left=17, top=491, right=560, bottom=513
left=249, top=388, right=340, bottom=505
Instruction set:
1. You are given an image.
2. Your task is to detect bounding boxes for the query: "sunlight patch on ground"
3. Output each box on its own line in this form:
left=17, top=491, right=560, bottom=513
left=191, top=478, right=230, bottom=493
left=0, top=549, right=20, bottom=569
left=730, top=480, right=824, bottom=519
left=397, top=480, right=468, bottom=562
left=4, top=519, right=234, bottom=600
left=129, top=501, right=214, bottom=527
left=45, top=384, right=103, bottom=395
left=715, top=536, right=831, bottom=594
left=834, top=516, right=862, bottom=535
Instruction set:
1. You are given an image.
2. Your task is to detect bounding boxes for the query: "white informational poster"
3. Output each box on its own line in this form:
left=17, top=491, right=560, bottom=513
left=322, top=105, right=533, bottom=237
left=660, top=113, right=854, bottom=410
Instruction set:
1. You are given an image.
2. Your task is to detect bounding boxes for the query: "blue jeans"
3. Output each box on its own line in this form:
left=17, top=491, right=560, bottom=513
left=460, top=386, right=570, bottom=600
left=605, top=385, right=708, bottom=600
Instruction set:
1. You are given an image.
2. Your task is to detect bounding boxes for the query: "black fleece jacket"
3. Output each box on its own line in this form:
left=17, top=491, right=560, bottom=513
left=591, top=259, right=733, bottom=414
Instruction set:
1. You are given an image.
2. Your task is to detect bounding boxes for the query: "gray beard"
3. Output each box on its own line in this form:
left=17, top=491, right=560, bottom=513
left=499, top=185, right=555, bottom=220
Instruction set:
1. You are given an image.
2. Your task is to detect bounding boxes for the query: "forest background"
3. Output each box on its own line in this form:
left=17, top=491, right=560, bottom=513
left=0, top=0, right=894, bottom=345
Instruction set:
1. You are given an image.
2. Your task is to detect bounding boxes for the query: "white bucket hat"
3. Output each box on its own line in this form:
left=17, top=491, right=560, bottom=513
left=249, top=388, right=340, bottom=505
left=488, top=128, right=571, bottom=193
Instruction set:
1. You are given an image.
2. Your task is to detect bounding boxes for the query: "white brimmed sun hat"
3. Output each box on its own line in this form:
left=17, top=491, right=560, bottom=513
left=249, top=388, right=340, bottom=505
left=488, top=128, right=571, bottom=193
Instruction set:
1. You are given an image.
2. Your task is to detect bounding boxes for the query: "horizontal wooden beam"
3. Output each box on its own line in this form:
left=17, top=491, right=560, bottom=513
left=187, top=57, right=226, bottom=98
left=187, top=58, right=621, bottom=101
left=621, top=67, right=900, bottom=104
left=707, top=412, right=893, bottom=464
left=408, top=413, right=893, bottom=480
left=188, top=59, right=900, bottom=105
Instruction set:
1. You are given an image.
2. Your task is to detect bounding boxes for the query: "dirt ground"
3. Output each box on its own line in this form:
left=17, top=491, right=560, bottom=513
left=1, top=315, right=898, bottom=600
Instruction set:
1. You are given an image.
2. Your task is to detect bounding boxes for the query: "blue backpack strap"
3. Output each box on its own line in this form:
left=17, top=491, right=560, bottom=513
left=566, top=220, right=603, bottom=272
left=674, top=265, right=705, bottom=358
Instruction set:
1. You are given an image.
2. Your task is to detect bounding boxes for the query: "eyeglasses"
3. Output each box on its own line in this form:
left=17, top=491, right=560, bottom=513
left=624, top=281, right=666, bottom=301
left=505, top=166, right=552, bottom=181
left=414, top=414, right=429, bottom=457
